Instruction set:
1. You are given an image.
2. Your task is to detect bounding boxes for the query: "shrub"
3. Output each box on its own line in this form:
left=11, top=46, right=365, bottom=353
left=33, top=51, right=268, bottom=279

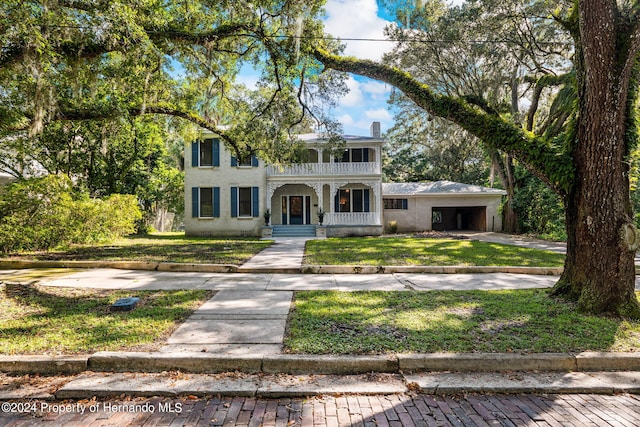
left=0, top=175, right=142, bottom=252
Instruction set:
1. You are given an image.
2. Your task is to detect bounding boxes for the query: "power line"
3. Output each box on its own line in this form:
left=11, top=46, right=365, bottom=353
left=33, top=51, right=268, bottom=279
left=40, top=24, right=571, bottom=46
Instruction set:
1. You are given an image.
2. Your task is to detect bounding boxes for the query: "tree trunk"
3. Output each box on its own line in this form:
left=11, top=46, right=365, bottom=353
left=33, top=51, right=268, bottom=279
left=490, top=149, right=519, bottom=234
left=550, top=1, right=640, bottom=317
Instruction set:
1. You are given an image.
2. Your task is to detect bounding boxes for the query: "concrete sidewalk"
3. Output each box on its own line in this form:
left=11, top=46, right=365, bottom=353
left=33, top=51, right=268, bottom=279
left=237, top=237, right=309, bottom=273
left=163, top=290, right=292, bottom=355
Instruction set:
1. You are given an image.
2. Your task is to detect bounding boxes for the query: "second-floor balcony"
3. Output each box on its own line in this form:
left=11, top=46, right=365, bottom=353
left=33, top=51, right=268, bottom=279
left=267, top=161, right=380, bottom=177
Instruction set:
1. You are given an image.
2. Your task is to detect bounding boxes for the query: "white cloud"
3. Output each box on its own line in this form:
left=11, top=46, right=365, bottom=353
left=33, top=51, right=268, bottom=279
left=365, top=108, right=392, bottom=122
left=323, top=0, right=394, bottom=61
left=340, top=76, right=365, bottom=107
left=338, top=114, right=355, bottom=127
left=361, top=80, right=390, bottom=100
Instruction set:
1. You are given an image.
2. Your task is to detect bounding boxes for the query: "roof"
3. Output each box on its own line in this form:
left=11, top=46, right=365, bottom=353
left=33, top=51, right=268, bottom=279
left=382, top=181, right=507, bottom=196
left=297, top=133, right=383, bottom=143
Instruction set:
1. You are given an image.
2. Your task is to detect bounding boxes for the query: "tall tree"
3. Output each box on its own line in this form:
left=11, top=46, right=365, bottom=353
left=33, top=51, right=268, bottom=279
left=380, top=0, right=570, bottom=233
left=312, top=0, right=640, bottom=317
left=0, top=0, right=345, bottom=171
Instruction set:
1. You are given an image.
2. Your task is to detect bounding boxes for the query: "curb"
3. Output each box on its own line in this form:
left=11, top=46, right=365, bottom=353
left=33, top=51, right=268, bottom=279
left=0, top=260, right=239, bottom=273
left=3, top=352, right=640, bottom=376
left=0, top=259, right=564, bottom=275
left=301, top=265, right=564, bottom=275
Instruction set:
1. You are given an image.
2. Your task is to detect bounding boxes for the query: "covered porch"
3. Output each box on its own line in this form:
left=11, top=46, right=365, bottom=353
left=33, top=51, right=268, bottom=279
left=265, top=180, right=383, bottom=236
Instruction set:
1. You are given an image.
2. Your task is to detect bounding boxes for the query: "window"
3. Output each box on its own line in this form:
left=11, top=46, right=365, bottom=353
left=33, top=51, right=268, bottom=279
left=352, top=189, right=364, bottom=212
left=200, top=140, right=213, bottom=166
left=339, top=189, right=351, bottom=212
left=238, top=187, right=252, bottom=217
left=191, top=187, right=220, bottom=218
left=337, top=188, right=370, bottom=212
left=231, top=186, right=259, bottom=218
left=231, top=154, right=258, bottom=167
left=238, top=154, right=252, bottom=167
left=200, top=188, right=213, bottom=217
left=384, top=199, right=408, bottom=210
left=432, top=210, right=443, bottom=224
left=191, top=138, right=219, bottom=167
left=337, top=148, right=368, bottom=163
left=352, top=148, right=363, bottom=163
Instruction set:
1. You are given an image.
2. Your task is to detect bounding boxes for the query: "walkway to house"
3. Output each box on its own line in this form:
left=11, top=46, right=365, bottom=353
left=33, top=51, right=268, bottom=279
left=165, top=237, right=311, bottom=354
left=236, top=237, right=309, bottom=273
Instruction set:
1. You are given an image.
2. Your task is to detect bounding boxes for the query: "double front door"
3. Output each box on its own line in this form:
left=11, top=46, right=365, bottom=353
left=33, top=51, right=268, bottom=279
left=282, top=195, right=311, bottom=225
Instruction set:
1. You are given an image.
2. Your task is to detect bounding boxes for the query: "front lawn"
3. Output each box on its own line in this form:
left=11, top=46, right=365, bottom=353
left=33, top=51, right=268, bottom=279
left=0, top=283, right=213, bottom=354
left=2, top=233, right=272, bottom=265
left=304, top=237, right=564, bottom=267
left=285, top=290, right=640, bottom=354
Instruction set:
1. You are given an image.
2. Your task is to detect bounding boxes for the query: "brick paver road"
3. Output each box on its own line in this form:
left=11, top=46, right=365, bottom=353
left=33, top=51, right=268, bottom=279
left=2, top=393, right=640, bottom=426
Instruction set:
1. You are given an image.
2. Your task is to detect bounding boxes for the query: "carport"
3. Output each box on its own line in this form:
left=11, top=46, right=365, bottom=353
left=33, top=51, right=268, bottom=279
left=432, top=206, right=487, bottom=231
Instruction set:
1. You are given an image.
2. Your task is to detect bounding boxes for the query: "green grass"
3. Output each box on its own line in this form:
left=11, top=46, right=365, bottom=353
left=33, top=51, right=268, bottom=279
left=3, top=233, right=272, bottom=265
left=0, top=283, right=214, bottom=354
left=286, top=290, right=640, bottom=354
left=304, top=237, right=564, bottom=267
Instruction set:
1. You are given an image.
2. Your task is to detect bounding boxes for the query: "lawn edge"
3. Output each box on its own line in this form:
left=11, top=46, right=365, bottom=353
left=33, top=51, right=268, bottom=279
left=2, top=351, right=640, bottom=375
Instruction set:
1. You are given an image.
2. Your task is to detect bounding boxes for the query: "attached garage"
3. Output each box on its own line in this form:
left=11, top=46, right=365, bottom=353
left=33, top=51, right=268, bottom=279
left=382, top=181, right=506, bottom=233
left=432, top=206, right=487, bottom=231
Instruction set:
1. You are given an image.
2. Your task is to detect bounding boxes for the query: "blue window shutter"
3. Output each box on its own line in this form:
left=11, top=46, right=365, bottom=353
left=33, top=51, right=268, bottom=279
left=213, top=187, right=220, bottom=217
left=212, top=139, right=220, bottom=167
left=252, top=187, right=259, bottom=217
left=231, top=187, right=238, bottom=217
left=231, top=156, right=237, bottom=167
left=364, top=189, right=370, bottom=212
left=192, top=187, right=199, bottom=217
left=252, top=155, right=258, bottom=167
left=364, top=149, right=369, bottom=162
left=402, top=199, right=408, bottom=210
left=191, top=142, right=199, bottom=167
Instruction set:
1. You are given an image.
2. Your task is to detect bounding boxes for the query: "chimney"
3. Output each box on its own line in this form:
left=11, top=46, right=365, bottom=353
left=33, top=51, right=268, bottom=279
left=370, top=121, right=381, bottom=138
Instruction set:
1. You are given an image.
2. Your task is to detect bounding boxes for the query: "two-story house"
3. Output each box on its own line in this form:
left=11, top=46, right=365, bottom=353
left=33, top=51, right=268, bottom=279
left=185, top=123, right=385, bottom=238
left=184, top=122, right=506, bottom=237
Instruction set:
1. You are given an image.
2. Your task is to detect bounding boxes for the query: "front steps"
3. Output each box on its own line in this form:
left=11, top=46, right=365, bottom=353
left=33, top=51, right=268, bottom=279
left=271, top=225, right=316, bottom=238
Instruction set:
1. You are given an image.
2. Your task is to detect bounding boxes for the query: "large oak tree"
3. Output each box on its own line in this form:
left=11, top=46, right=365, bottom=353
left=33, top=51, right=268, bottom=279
left=313, top=0, right=640, bottom=317
left=0, top=0, right=345, bottom=170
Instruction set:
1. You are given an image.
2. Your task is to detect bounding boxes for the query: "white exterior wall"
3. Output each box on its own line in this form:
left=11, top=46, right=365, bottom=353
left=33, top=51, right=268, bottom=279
left=383, top=194, right=504, bottom=233
left=184, top=136, right=267, bottom=236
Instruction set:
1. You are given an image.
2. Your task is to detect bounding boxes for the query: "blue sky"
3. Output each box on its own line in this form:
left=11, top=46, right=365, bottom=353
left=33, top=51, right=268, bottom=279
left=320, top=0, right=397, bottom=136
left=236, top=0, right=398, bottom=136
left=238, top=0, right=465, bottom=137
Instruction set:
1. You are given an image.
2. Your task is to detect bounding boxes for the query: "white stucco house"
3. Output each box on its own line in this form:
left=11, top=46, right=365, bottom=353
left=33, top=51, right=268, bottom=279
left=184, top=122, right=506, bottom=237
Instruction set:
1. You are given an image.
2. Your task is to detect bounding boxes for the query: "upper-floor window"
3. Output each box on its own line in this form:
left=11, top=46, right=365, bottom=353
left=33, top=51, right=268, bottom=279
left=200, top=139, right=213, bottom=166
left=231, top=154, right=259, bottom=167
left=338, top=148, right=369, bottom=163
left=192, top=138, right=220, bottom=167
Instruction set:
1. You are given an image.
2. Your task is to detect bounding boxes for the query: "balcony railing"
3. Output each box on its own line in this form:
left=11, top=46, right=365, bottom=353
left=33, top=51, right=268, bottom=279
left=324, top=212, right=381, bottom=226
left=267, top=162, right=380, bottom=177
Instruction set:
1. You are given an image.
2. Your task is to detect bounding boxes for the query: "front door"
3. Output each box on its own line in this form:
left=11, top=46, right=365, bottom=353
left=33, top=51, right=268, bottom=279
left=281, top=195, right=311, bottom=225
left=289, top=196, right=304, bottom=224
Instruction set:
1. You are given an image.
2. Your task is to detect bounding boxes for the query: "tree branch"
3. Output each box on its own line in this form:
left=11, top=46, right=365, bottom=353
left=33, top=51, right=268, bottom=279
left=312, top=48, right=573, bottom=195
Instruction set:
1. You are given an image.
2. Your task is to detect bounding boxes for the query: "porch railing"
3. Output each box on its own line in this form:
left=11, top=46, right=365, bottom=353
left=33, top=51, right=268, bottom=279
left=266, top=162, right=380, bottom=176
left=324, top=212, right=381, bottom=226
